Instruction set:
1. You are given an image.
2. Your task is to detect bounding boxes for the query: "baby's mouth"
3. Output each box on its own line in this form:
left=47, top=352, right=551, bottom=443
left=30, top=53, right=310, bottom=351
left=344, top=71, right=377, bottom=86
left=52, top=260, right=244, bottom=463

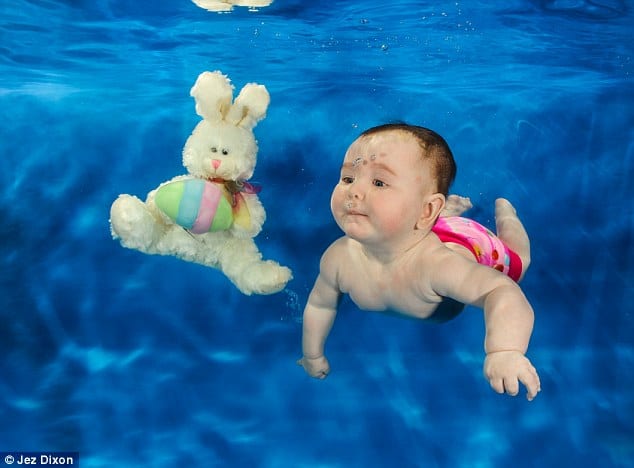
left=345, top=203, right=365, bottom=216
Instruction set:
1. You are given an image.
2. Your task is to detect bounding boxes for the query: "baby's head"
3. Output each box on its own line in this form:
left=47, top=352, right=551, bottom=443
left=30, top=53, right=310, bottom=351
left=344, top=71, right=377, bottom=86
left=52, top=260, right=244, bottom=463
left=358, top=123, right=456, bottom=196
left=332, top=123, right=456, bottom=241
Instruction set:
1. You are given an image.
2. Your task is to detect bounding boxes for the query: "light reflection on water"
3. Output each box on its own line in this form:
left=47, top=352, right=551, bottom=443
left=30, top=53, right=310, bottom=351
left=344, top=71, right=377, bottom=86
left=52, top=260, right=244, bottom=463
left=0, top=0, right=632, bottom=466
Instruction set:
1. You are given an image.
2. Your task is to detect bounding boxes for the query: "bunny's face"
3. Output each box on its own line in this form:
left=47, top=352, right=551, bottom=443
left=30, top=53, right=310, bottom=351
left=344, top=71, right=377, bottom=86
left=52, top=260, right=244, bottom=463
left=182, top=120, right=258, bottom=181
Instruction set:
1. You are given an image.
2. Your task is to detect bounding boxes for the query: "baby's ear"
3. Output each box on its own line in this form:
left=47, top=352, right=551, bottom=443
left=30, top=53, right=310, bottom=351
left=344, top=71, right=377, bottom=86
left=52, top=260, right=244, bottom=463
left=417, top=193, right=446, bottom=230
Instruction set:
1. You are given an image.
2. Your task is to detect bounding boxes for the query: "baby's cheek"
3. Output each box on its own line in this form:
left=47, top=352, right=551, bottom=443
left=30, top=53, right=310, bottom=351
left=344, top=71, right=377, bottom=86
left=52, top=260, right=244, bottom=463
left=378, top=214, right=403, bottom=234
left=387, top=219, right=404, bottom=233
left=329, top=192, right=341, bottom=217
left=330, top=187, right=344, bottom=207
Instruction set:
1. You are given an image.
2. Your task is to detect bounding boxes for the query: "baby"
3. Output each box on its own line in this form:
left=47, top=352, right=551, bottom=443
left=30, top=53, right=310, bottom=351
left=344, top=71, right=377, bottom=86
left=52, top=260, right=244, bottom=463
left=297, top=123, right=541, bottom=401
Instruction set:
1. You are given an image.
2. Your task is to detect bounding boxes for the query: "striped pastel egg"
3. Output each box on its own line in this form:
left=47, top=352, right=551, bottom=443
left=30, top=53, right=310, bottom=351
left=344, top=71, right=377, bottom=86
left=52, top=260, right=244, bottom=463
left=155, top=179, right=233, bottom=233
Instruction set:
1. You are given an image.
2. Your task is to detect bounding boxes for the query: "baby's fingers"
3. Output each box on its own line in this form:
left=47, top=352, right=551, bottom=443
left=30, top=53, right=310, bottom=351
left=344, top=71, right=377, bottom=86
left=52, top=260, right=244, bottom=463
left=503, top=377, right=520, bottom=396
left=488, top=377, right=505, bottom=395
left=519, top=367, right=541, bottom=401
left=297, top=357, right=330, bottom=379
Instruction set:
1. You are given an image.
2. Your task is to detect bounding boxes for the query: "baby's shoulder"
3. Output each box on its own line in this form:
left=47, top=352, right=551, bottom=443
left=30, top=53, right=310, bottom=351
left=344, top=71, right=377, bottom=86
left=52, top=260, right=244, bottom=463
left=406, top=235, right=471, bottom=284
left=320, top=236, right=369, bottom=271
left=321, top=236, right=356, bottom=262
left=411, top=233, right=455, bottom=264
left=314, top=237, right=357, bottom=285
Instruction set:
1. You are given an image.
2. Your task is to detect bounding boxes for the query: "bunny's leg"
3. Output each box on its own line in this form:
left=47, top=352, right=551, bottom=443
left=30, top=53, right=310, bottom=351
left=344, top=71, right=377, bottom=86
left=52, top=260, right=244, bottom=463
left=213, top=236, right=292, bottom=295
left=110, top=194, right=167, bottom=253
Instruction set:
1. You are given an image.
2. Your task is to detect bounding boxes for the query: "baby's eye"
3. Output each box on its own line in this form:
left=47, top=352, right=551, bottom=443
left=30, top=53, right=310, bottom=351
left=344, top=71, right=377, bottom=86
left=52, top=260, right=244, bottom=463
left=341, top=176, right=354, bottom=184
left=210, top=147, right=218, bottom=153
left=373, top=179, right=386, bottom=187
left=222, top=149, right=229, bottom=155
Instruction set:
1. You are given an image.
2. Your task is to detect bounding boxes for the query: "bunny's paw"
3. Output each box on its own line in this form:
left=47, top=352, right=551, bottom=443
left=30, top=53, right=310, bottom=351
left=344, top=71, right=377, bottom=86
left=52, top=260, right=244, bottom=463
left=237, top=261, right=293, bottom=295
left=110, top=195, right=162, bottom=252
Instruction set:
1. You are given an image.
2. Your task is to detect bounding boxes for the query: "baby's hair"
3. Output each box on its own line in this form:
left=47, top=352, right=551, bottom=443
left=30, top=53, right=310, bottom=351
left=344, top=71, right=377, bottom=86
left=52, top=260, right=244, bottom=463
left=360, top=123, right=457, bottom=196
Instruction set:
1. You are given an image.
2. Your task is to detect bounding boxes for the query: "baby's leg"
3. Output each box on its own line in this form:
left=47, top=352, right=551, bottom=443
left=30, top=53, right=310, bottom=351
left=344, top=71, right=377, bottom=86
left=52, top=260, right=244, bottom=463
left=495, top=198, right=531, bottom=281
left=441, top=195, right=473, bottom=217
left=439, top=195, right=477, bottom=261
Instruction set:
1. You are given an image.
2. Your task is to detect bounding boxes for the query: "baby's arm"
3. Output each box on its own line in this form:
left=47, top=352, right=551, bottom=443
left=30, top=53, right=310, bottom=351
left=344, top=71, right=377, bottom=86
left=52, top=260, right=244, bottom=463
left=430, top=250, right=541, bottom=400
left=297, top=243, right=342, bottom=379
left=481, top=282, right=541, bottom=401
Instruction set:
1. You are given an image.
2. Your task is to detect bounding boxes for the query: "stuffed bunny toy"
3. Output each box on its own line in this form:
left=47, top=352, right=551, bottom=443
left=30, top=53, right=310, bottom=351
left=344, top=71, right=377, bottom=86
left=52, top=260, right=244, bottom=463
left=110, top=71, right=292, bottom=295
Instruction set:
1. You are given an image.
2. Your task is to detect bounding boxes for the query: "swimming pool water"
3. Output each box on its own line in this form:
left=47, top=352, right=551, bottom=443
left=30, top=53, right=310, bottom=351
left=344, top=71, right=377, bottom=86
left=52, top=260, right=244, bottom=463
left=1, top=1, right=632, bottom=466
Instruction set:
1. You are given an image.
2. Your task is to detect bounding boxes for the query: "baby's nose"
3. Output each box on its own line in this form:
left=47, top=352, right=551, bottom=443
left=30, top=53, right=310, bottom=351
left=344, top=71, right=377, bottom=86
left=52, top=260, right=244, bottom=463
left=212, top=159, right=221, bottom=169
left=347, top=182, right=364, bottom=199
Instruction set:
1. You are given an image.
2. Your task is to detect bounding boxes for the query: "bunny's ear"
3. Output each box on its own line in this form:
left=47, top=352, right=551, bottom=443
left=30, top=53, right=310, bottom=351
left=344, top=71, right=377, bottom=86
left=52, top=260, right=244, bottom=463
left=190, top=71, right=234, bottom=122
left=225, top=83, right=270, bottom=130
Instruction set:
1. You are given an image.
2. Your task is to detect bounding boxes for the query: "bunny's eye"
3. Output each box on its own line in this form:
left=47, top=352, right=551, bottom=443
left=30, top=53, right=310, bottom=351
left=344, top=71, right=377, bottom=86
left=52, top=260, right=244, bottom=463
left=222, top=149, right=229, bottom=155
left=210, top=147, right=218, bottom=153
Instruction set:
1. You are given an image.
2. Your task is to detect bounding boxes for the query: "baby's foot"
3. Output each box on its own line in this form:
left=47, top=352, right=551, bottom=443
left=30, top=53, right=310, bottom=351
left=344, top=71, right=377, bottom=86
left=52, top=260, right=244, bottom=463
left=441, top=195, right=473, bottom=217
left=495, top=198, right=531, bottom=279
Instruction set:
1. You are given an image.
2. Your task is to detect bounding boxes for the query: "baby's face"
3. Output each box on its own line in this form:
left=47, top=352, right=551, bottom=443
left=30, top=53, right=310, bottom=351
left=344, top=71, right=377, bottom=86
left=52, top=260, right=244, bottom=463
left=331, top=131, right=437, bottom=246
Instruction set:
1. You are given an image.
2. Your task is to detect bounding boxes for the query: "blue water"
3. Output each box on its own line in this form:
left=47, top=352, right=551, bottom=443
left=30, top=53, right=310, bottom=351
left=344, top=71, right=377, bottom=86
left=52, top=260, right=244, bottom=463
left=1, top=0, right=632, bottom=466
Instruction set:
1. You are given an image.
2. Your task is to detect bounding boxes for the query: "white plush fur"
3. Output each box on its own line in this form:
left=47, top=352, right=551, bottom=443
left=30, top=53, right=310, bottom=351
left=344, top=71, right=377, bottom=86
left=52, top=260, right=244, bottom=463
left=110, top=71, right=292, bottom=295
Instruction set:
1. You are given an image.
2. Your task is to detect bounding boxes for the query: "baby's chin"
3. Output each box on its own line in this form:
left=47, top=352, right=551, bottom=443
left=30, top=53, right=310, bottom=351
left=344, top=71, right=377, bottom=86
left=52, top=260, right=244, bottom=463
left=339, top=221, right=374, bottom=241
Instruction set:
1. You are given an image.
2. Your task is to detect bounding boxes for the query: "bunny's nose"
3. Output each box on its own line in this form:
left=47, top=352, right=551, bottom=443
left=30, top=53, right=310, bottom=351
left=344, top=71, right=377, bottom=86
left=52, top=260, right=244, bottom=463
left=212, top=159, right=221, bottom=170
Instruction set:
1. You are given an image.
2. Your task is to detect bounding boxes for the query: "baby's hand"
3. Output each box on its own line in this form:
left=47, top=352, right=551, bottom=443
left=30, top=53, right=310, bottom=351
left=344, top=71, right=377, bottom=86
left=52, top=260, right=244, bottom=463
left=484, top=351, right=541, bottom=401
left=297, top=355, right=330, bottom=379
